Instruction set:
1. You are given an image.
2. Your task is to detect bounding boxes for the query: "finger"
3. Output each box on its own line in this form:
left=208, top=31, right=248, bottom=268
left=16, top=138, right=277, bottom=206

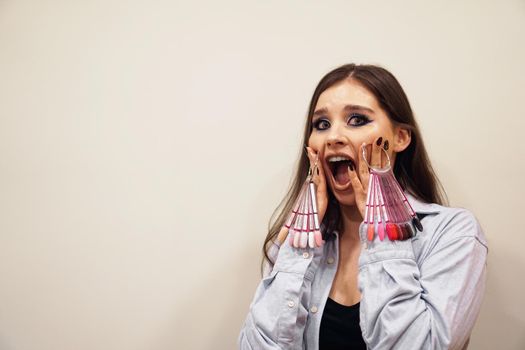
left=381, top=139, right=390, bottom=168
left=315, top=147, right=327, bottom=186
left=348, top=164, right=367, bottom=218
left=359, top=142, right=370, bottom=192
left=306, top=147, right=327, bottom=185
left=305, top=147, right=321, bottom=189
left=306, top=147, right=318, bottom=173
left=306, top=147, right=328, bottom=221
left=306, top=147, right=316, bottom=179
left=306, top=147, right=325, bottom=182
left=371, top=136, right=383, bottom=168
left=347, top=163, right=364, bottom=193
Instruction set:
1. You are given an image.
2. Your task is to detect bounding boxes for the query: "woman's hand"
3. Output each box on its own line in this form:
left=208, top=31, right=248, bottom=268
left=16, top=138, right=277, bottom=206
left=306, top=146, right=328, bottom=225
left=347, top=136, right=388, bottom=219
left=275, top=146, right=329, bottom=245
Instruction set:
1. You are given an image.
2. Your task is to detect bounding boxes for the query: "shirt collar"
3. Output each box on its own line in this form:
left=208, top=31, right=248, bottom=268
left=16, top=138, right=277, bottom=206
left=404, top=192, right=443, bottom=215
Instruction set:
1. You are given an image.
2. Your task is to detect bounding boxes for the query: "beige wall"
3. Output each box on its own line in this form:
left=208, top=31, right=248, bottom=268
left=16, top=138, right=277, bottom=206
left=0, top=0, right=524, bottom=349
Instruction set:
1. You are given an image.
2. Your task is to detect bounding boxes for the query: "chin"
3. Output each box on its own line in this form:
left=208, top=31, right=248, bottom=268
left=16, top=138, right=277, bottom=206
left=330, top=187, right=357, bottom=207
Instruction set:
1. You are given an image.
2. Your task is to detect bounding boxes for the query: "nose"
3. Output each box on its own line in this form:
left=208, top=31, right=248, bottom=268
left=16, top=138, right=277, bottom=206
left=326, top=132, right=348, bottom=149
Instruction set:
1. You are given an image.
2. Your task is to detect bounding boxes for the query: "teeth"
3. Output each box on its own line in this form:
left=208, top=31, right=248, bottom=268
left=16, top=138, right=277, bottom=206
left=328, top=156, right=351, bottom=162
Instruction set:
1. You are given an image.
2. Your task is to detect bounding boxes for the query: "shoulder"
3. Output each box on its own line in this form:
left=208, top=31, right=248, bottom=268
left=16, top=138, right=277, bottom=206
left=406, top=193, right=487, bottom=247
left=417, top=204, right=488, bottom=256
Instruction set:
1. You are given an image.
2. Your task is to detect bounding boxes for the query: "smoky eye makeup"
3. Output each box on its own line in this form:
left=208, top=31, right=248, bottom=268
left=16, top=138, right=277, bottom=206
left=312, top=119, right=329, bottom=130
left=348, top=113, right=371, bottom=126
left=312, top=113, right=371, bottom=130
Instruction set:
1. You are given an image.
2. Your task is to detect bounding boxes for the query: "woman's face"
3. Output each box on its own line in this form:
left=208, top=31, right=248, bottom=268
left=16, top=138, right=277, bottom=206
left=307, top=78, right=407, bottom=207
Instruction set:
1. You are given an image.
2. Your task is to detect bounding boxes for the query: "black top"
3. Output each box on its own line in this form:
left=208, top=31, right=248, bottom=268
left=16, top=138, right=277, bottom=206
left=319, top=297, right=367, bottom=349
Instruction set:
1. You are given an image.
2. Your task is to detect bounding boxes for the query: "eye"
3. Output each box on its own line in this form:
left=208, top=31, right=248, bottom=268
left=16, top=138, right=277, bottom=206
left=312, top=113, right=371, bottom=131
left=348, top=113, right=371, bottom=126
left=312, top=119, right=330, bottom=130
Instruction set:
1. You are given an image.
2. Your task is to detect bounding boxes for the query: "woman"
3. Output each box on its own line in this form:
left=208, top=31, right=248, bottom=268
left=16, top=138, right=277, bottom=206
left=238, top=63, right=488, bottom=349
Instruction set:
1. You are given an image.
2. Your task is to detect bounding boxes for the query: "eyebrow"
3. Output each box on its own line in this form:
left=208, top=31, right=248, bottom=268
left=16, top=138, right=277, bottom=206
left=313, top=104, right=374, bottom=117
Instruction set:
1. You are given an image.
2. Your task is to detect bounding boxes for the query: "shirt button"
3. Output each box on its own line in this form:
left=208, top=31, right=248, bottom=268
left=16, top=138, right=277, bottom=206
left=288, top=300, right=295, bottom=308
left=310, top=306, right=318, bottom=313
left=302, top=252, right=310, bottom=259
left=327, top=257, right=334, bottom=264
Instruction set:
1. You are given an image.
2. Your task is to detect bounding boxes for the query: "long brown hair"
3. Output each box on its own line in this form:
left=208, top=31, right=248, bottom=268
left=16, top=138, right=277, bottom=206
left=261, top=63, right=447, bottom=275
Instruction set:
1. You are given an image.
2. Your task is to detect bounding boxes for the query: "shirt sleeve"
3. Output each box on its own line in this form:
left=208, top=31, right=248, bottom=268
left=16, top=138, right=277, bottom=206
left=357, top=209, right=488, bottom=350
left=238, top=236, right=323, bottom=350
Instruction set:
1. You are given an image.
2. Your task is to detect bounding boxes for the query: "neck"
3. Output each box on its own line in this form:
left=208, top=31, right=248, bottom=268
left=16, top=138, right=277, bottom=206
left=338, top=203, right=363, bottom=242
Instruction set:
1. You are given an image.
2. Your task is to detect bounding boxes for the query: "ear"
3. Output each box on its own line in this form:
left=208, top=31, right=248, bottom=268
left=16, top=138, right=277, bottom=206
left=392, top=125, right=411, bottom=152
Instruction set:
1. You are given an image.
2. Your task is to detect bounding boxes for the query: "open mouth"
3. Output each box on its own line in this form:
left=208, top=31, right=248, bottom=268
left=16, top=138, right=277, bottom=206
left=327, top=158, right=355, bottom=190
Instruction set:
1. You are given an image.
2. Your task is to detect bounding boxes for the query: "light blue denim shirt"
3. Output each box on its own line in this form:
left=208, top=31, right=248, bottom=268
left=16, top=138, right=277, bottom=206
left=238, top=193, right=488, bottom=350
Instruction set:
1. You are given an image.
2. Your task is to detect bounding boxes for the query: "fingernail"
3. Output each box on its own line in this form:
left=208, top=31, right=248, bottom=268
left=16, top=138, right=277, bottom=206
left=376, top=137, right=383, bottom=146
left=383, top=140, right=389, bottom=150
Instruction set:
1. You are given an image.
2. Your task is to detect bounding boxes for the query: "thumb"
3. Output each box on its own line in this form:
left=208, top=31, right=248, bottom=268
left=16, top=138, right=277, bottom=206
left=347, top=163, right=367, bottom=218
